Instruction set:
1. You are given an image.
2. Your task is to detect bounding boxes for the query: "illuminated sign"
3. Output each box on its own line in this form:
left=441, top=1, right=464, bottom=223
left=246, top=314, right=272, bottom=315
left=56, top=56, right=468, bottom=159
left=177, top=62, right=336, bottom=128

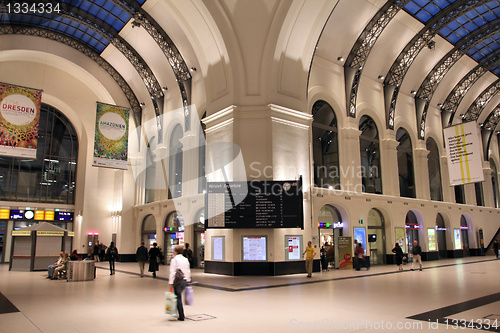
left=460, top=225, right=470, bottom=230
left=10, top=210, right=23, bottom=219
left=24, top=210, right=34, bottom=219
left=12, top=230, right=30, bottom=236
left=0, top=209, right=9, bottom=219
left=44, top=211, right=54, bottom=220
left=318, top=222, right=344, bottom=228
left=405, top=223, right=422, bottom=230
left=37, top=231, right=64, bottom=237
left=34, top=210, right=45, bottom=220
left=55, top=211, right=73, bottom=221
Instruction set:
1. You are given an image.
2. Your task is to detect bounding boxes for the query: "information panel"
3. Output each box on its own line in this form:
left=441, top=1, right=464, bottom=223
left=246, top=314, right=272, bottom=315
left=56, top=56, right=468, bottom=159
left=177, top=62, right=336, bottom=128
left=206, top=180, right=303, bottom=229
left=242, top=236, right=267, bottom=261
left=286, top=235, right=302, bottom=261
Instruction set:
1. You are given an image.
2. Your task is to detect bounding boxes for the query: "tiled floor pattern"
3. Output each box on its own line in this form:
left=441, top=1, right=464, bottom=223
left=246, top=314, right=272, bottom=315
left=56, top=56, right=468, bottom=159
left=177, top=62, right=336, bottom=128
left=0, top=257, right=499, bottom=333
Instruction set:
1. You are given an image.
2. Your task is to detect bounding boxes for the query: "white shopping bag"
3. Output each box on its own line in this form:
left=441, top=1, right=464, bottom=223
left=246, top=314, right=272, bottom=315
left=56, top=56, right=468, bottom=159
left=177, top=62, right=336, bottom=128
left=165, top=291, right=177, bottom=315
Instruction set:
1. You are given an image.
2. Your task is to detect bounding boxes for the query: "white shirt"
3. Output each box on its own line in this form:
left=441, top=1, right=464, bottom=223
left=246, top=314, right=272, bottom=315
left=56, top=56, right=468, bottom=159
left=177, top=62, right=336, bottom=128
left=169, top=254, right=191, bottom=284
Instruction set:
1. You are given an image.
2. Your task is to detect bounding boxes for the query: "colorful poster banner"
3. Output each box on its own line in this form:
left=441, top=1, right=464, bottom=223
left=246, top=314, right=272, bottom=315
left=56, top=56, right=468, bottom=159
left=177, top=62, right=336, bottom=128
left=338, top=236, right=353, bottom=269
left=395, top=227, right=406, bottom=253
left=427, top=228, right=437, bottom=251
left=0, top=82, right=42, bottom=158
left=443, top=122, right=484, bottom=186
left=453, top=228, right=462, bottom=250
left=92, top=102, right=129, bottom=169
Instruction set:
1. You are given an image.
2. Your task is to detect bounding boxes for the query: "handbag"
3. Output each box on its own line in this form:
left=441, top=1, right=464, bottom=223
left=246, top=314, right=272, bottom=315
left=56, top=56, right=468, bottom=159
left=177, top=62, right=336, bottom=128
left=184, top=286, right=194, bottom=306
left=165, top=291, right=177, bottom=315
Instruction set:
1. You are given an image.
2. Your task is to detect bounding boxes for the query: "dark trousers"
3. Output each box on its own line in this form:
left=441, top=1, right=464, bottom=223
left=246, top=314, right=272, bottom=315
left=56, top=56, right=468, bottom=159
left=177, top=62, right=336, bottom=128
left=109, top=259, right=115, bottom=274
left=174, top=280, right=187, bottom=320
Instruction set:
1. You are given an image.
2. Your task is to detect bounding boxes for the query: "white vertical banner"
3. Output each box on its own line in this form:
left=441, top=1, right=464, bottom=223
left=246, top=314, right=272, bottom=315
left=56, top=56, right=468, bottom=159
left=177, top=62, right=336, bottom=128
left=443, top=122, right=484, bottom=186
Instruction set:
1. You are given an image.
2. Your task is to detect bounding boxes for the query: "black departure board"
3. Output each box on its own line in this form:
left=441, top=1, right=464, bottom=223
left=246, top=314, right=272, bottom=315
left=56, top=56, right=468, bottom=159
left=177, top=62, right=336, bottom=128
left=205, top=180, right=303, bottom=229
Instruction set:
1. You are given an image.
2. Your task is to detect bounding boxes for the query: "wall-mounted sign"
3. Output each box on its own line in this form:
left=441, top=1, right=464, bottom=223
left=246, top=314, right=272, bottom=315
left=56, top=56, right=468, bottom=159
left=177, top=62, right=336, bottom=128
left=405, top=223, right=422, bottom=230
left=24, top=210, right=34, bottom=219
left=206, top=180, right=303, bottom=229
left=37, top=231, right=64, bottom=237
left=286, top=235, right=302, bottom=261
left=242, top=236, right=267, bottom=261
left=44, top=211, right=54, bottom=221
left=55, top=211, right=73, bottom=221
left=460, top=225, right=470, bottom=230
left=212, top=236, right=224, bottom=261
left=12, top=230, right=30, bottom=236
left=10, top=210, right=23, bottom=219
left=34, top=210, right=45, bottom=220
left=0, top=209, right=9, bottom=219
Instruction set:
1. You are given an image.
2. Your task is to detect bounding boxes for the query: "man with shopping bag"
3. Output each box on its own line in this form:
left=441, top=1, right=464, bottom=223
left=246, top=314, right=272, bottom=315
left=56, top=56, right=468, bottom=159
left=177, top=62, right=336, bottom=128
left=169, top=245, right=191, bottom=321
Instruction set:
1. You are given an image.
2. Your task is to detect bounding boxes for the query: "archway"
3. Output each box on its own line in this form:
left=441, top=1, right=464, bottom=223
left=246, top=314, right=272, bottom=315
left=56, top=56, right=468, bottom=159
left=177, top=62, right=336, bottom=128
left=435, top=213, right=447, bottom=259
left=164, top=211, right=184, bottom=264
left=460, top=215, right=470, bottom=257
left=405, top=210, right=421, bottom=254
left=367, top=208, right=386, bottom=265
left=141, top=214, right=156, bottom=250
left=318, top=205, right=343, bottom=246
left=193, top=208, right=206, bottom=268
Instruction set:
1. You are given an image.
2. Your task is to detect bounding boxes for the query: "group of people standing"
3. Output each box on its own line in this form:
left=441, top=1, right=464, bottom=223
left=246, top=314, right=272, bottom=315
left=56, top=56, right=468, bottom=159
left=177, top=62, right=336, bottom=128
left=135, top=242, right=195, bottom=278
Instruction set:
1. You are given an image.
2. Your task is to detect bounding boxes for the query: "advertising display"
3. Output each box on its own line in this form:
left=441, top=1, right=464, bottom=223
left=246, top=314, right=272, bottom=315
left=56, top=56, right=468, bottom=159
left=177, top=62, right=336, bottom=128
left=444, top=122, right=484, bottom=186
left=44, top=211, right=54, bottom=221
left=286, top=235, right=302, bottom=260
left=354, top=227, right=366, bottom=247
left=0, top=82, right=42, bottom=158
left=242, top=236, right=267, bottom=261
left=10, top=210, right=23, bottom=219
left=92, top=102, right=130, bottom=170
left=55, top=211, right=73, bottom=221
left=395, top=227, right=406, bottom=253
left=338, top=236, right=353, bottom=269
left=206, top=180, right=303, bottom=229
left=0, top=209, right=9, bottom=219
left=212, top=236, right=224, bottom=261
left=453, top=228, right=462, bottom=250
left=427, top=228, right=437, bottom=251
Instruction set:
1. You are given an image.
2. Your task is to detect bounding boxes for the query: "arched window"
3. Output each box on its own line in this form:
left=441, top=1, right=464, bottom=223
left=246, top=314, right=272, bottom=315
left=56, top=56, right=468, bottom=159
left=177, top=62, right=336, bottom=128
left=491, top=160, right=499, bottom=208
left=318, top=205, right=343, bottom=244
left=455, top=185, right=465, bottom=204
left=169, top=124, right=183, bottom=198
left=141, top=214, right=156, bottom=248
left=359, top=116, right=382, bottom=194
left=396, top=128, right=415, bottom=198
left=0, top=103, right=78, bottom=204
left=475, top=182, right=484, bottom=206
left=312, top=101, right=340, bottom=189
left=426, top=138, right=442, bottom=201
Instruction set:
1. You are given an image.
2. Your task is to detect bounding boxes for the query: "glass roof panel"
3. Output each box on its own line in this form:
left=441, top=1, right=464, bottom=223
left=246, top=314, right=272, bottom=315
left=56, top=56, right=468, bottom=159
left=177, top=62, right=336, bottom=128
left=403, top=0, right=500, bottom=76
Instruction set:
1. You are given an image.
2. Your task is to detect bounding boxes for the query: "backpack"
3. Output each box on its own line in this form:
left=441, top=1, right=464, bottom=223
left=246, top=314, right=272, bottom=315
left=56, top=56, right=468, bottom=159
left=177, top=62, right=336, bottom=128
left=173, top=268, right=184, bottom=286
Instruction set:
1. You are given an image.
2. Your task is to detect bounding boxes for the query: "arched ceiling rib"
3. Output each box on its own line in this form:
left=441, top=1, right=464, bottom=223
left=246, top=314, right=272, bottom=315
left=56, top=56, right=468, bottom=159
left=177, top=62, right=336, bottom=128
left=443, top=49, right=499, bottom=126
left=344, top=0, right=411, bottom=118
left=0, top=24, right=141, bottom=125
left=384, top=0, right=490, bottom=131
left=416, top=18, right=500, bottom=138
left=463, top=79, right=500, bottom=122
left=0, top=0, right=192, bottom=122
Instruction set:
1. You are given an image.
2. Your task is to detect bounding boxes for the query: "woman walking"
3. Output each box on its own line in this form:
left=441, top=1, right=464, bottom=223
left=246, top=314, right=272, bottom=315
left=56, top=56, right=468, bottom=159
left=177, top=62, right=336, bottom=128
left=148, top=242, right=161, bottom=278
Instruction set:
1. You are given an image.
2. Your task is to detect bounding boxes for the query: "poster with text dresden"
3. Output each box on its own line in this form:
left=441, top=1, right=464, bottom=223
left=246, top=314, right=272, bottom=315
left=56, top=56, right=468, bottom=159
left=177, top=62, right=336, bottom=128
left=443, top=121, right=484, bottom=186
left=0, top=82, right=42, bottom=158
left=92, top=102, right=129, bottom=170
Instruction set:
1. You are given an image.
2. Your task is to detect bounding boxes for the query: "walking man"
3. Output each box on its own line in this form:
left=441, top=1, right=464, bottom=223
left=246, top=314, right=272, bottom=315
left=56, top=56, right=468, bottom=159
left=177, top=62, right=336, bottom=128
left=411, top=240, right=423, bottom=271
left=136, top=241, right=148, bottom=277
left=303, top=241, right=316, bottom=278
left=169, top=245, right=191, bottom=321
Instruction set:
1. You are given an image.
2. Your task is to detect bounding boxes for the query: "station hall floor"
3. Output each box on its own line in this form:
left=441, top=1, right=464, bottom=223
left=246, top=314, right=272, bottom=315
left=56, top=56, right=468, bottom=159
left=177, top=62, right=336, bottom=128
left=0, top=256, right=499, bottom=333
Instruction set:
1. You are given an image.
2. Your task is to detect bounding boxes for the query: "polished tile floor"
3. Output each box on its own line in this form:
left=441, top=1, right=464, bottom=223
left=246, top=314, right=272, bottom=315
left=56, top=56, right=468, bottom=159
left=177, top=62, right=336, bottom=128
left=0, top=256, right=499, bottom=333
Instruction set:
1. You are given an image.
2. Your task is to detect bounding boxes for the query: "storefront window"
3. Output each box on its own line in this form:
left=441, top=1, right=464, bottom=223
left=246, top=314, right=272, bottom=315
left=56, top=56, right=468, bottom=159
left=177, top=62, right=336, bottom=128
left=359, top=116, right=382, bottom=194
left=0, top=103, right=78, bottom=204
left=312, top=101, right=340, bottom=189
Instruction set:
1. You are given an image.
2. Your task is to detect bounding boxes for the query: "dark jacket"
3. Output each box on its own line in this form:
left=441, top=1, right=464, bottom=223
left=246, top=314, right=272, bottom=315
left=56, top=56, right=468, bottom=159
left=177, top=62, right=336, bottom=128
left=136, top=246, right=148, bottom=262
left=106, top=246, right=119, bottom=261
left=148, top=247, right=161, bottom=272
left=412, top=245, right=422, bottom=256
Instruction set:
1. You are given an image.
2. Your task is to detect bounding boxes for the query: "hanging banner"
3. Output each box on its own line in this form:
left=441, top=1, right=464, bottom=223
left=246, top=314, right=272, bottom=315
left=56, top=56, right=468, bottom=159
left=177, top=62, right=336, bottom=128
left=443, top=122, right=484, bottom=186
left=92, top=102, right=129, bottom=169
left=0, top=82, right=42, bottom=158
